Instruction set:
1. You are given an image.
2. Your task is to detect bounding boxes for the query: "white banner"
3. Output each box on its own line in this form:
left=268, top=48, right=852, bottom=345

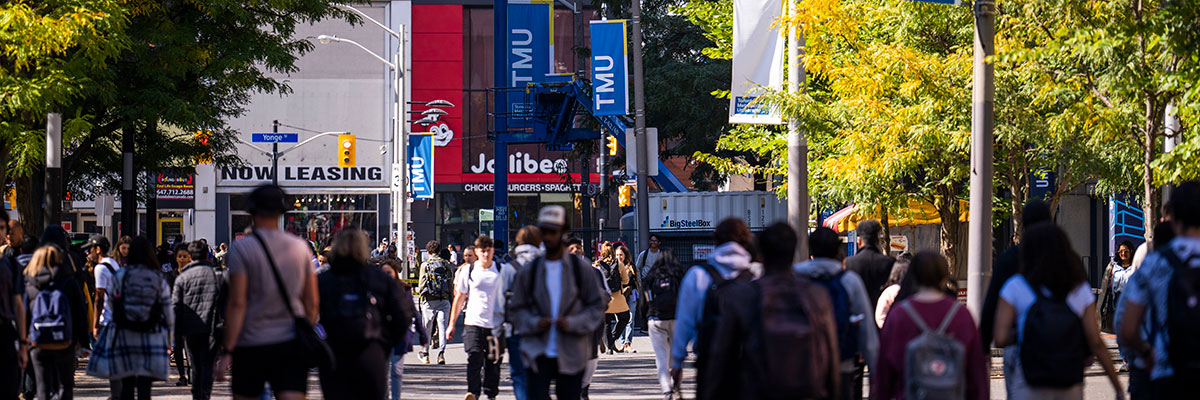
left=729, top=0, right=785, bottom=125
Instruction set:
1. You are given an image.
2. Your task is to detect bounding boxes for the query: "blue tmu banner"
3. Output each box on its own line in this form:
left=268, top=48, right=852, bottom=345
left=408, top=133, right=435, bottom=200
left=507, top=0, right=554, bottom=130
left=589, top=20, right=629, bottom=116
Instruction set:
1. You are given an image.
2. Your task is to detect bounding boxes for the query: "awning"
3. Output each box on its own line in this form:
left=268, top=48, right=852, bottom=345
left=823, top=198, right=970, bottom=233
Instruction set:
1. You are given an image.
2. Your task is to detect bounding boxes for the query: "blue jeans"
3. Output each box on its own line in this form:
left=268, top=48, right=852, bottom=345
left=390, top=353, right=405, bottom=400
left=620, top=292, right=638, bottom=346
left=508, top=335, right=527, bottom=400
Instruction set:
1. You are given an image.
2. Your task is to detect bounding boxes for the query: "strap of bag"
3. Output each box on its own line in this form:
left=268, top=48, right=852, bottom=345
left=900, top=301, right=930, bottom=333
left=250, top=231, right=299, bottom=319
left=935, top=302, right=961, bottom=335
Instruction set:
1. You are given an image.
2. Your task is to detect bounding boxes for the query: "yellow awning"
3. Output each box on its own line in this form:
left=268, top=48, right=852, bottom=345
left=823, top=198, right=970, bottom=233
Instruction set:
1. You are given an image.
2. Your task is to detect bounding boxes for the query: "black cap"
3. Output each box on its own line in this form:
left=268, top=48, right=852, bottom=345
left=81, top=234, right=111, bottom=252
left=248, top=184, right=289, bottom=216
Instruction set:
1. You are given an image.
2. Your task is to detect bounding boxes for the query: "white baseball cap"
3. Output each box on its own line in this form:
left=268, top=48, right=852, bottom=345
left=537, top=205, right=568, bottom=231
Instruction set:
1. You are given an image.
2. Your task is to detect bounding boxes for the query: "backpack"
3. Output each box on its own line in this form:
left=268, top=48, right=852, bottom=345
left=812, top=270, right=860, bottom=361
left=1019, top=285, right=1088, bottom=387
left=696, top=262, right=748, bottom=368
left=646, top=269, right=680, bottom=320
left=901, top=300, right=966, bottom=400
left=420, top=257, right=455, bottom=301
left=1161, top=248, right=1200, bottom=375
left=29, top=274, right=74, bottom=350
left=112, top=266, right=165, bottom=332
left=753, top=275, right=833, bottom=398
left=318, top=268, right=385, bottom=346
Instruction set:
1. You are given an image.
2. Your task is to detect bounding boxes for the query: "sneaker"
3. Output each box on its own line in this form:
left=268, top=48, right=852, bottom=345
left=175, top=379, right=188, bottom=387
left=663, top=393, right=674, bottom=400
left=464, top=394, right=477, bottom=400
left=438, top=354, right=446, bottom=365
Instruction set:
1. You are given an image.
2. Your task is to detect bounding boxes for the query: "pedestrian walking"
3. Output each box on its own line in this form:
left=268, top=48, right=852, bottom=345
left=165, top=242, right=192, bottom=387
left=446, top=235, right=516, bottom=400
left=979, top=200, right=1051, bottom=359
left=668, top=218, right=756, bottom=395
left=603, top=244, right=632, bottom=354
left=380, top=258, right=426, bottom=400
left=449, top=244, right=460, bottom=265
left=1116, top=220, right=1173, bottom=399
left=82, top=233, right=126, bottom=397
left=874, top=252, right=912, bottom=329
left=417, top=240, right=456, bottom=365
left=701, top=222, right=839, bottom=400
left=112, top=236, right=133, bottom=268
left=216, top=184, right=320, bottom=400
left=172, top=240, right=226, bottom=400
left=1100, top=240, right=1135, bottom=333
left=317, top=228, right=416, bottom=400
left=507, top=205, right=608, bottom=400
left=87, top=236, right=175, bottom=400
left=0, top=210, right=28, bottom=400
left=844, top=220, right=894, bottom=312
left=641, top=249, right=685, bottom=399
left=507, top=226, right=545, bottom=400
left=872, top=251, right=989, bottom=400
left=616, top=244, right=640, bottom=352
left=994, top=222, right=1124, bottom=399
left=568, top=237, right=606, bottom=400
left=25, top=244, right=89, bottom=400
left=1119, top=181, right=1200, bottom=398
left=793, top=227, right=879, bottom=400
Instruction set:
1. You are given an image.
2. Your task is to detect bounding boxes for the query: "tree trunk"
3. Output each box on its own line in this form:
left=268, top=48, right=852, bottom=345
left=16, top=174, right=44, bottom=238
left=1010, top=183, right=1024, bottom=245
left=935, top=190, right=964, bottom=278
left=881, top=202, right=891, bottom=250
left=0, top=142, right=9, bottom=204
left=1142, top=97, right=1162, bottom=241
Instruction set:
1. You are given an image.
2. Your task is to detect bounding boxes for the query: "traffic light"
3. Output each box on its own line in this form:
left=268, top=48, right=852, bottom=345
left=606, top=135, right=618, bottom=156
left=194, top=131, right=213, bottom=164
left=338, top=134, right=356, bottom=167
left=618, top=184, right=633, bottom=207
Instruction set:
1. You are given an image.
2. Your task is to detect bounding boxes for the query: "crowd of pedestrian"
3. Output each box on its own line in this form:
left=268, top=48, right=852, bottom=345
left=1, top=180, right=1197, bottom=400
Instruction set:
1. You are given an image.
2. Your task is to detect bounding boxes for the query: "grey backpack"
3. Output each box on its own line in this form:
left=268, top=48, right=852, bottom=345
left=113, top=266, right=165, bottom=332
left=902, top=300, right=966, bottom=400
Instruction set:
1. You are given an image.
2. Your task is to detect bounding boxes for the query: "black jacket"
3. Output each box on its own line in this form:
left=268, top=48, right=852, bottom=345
left=318, top=260, right=416, bottom=349
left=172, top=260, right=226, bottom=337
left=979, top=244, right=1020, bottom=353
left=25, top=263, right=90, bottom=347
left=844, top=246, right=895, bottom=311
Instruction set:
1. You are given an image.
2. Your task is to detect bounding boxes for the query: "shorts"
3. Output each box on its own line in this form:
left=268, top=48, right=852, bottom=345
left=232, top=339, right=310, bottom=397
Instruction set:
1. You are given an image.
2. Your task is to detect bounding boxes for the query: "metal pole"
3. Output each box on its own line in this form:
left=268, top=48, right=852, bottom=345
left=493, top=0, right=510, bottom=245
left=632, top=0, right=650, bottom=253
left=272, top=120, right=280, bottom=186
left=121, top=124, right=136, bottom=237
left=45, top=113, right=63, bottom=226
left=966, top=0, right=995, bottom=320
left=786, top=0, right=809, bottom=261
left=396, top=26, right=411, bottom=269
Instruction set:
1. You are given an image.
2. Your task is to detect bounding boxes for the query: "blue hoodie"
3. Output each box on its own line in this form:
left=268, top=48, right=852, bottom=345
left=669, top=242, right=753, bottom=369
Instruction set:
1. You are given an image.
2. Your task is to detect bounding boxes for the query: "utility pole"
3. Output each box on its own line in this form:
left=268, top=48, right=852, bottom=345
left=493, top=0, right=510, bottom=246
left=575, top=0, right=591, bottom=231
left=121, top=125, right=136, bottom=236
left=966, top=0, right=995, bottom=320
left=631, top=0, right=650, bottom=252
left=787, top=0, right=809, bottom=260
left=272, top=120, right=280, bottom=186
left=45, top=113, right=63, bottom=226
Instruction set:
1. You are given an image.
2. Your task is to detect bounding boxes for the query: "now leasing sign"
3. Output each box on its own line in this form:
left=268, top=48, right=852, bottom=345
left=590, top=20, right=629, bottom=116
left=219, top=166, right=385, bottom=187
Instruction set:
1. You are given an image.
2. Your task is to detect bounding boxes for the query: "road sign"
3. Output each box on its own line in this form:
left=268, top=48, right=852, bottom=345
left=624, top=127, right=659, bottom=176
left=251, top=133, right=299, bottom=143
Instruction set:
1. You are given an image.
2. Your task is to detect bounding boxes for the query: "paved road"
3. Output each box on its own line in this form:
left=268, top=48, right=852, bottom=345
left=66, top=334, right=1126, bottom=399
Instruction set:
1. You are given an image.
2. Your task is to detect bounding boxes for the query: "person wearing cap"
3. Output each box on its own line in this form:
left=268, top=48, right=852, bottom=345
left=508, top=205, right=609, bottom=400
left=82, top=233, right=129, bottom=397
left=217, top=184, right=319, bottom=400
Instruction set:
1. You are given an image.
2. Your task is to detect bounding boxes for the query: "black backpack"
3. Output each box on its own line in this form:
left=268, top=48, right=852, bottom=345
left=1019, top=286, right=1088, bottom=388
left=646, top=269, right=680, bottom=320
left=1161, top=248, right=1200, bottom=376
left=318, top=268, right=385, bottom=347
left=812, top=270, right=860, bottom=362
left=695, top=262, right=749, bottom=370
left=419, top=257, right=455, bottom=301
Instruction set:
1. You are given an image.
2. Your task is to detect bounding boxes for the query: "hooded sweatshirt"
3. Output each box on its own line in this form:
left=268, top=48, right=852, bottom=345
left=512, top=244, right=544, bottom=270
left=669, top=242, right=753, bottom=369
left=793, top=257, right=879, bottom=371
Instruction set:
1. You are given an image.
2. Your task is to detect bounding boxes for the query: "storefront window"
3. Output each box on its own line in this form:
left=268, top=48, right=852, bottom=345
left=228, top=193, right=380, bottom=251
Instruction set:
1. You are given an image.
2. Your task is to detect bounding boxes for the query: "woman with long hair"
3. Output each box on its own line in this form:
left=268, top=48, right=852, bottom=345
left=25, top=245, right=89, bottom=400
left=872, top=251, right=989, bottom=400
left=317, top=228, right=415, bottom=400
left=110, top=236, right=133, bottom=268
left=88, top=236, right=174, bottom=400
left=875, top=252, right=913, bottom=329
left=993, top=223, right=1123, bottom=399
left=641, top=249, right=684, bottom=398
left=604, top=242, right=633, bottom=353
left=1099, top=240, right=1135, bottom=333
left=616, top=244, right=640, bottom=352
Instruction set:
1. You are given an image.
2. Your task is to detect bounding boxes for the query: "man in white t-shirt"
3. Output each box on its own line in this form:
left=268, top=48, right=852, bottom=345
left=83, top=234, right=123, bottom=397
left=447, top=235, right=516, bottom=400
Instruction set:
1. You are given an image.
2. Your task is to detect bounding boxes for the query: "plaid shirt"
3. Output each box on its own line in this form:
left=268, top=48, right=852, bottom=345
left=87, top=265, right=174, bottom=381
left=172, top=261, right=225, bottom=336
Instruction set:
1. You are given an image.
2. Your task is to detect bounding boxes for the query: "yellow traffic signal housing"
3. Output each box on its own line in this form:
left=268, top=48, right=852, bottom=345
left=618, top=184, right=633, bottom=207
left=338, top=134, right=356, bottom=167
left=606, top=135, right=619, bottom=156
